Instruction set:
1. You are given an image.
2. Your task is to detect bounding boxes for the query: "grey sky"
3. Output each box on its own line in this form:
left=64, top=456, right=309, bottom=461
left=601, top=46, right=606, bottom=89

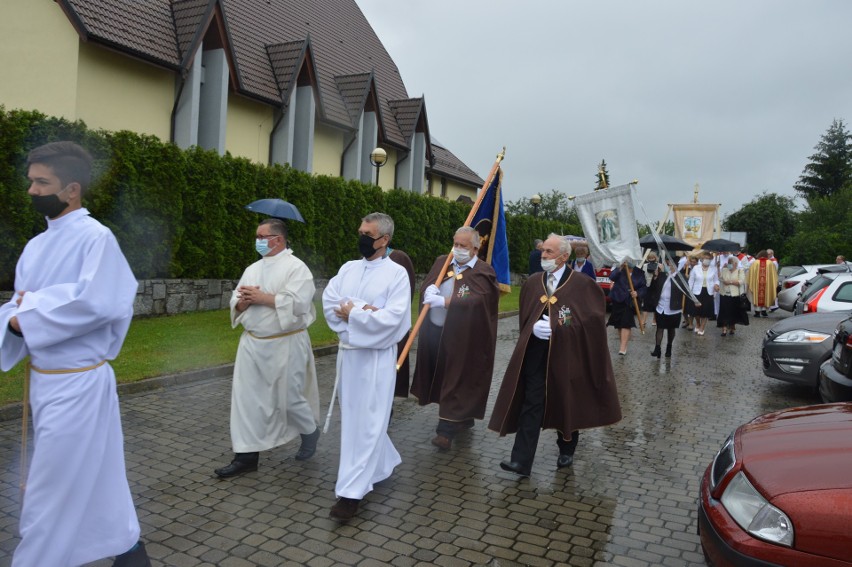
left=355, top=0, right=852, bottom=222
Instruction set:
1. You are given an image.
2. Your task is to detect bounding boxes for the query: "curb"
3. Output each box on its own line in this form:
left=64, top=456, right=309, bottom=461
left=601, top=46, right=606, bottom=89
left=0, top=311, right=518, bottom=422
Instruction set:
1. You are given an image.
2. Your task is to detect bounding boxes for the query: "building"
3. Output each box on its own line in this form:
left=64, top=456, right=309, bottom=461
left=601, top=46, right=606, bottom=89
left=1, top=0, right=483, bottom=199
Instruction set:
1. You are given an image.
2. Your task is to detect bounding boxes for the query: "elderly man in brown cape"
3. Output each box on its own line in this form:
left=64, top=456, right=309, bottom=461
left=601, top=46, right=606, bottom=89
left=411, top=226, right=500, bottom=450
left=488, top=233, right=621, bottom=477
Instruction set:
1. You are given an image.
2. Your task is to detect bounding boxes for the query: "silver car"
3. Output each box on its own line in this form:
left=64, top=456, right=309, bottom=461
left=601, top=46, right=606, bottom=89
left=762, top=312, right=851, bottom=388
left=776, top=263, right=847, bottom=312
left=795, top=272, right=852, bottom=315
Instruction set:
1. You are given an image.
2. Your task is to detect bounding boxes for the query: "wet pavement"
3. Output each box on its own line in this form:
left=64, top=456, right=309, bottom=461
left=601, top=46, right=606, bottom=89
left=0, top=310, right=817, bottom=566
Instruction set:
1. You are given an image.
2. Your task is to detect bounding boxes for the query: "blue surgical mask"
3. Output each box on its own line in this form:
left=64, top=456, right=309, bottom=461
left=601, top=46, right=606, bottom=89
left=255, top=239, right=272, bottom=256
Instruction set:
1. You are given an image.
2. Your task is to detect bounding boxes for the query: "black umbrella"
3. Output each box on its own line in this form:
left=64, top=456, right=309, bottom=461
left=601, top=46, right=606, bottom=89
left=701, top=238, right=740, bottom=252
left=245, top=198, right=305, bottom=223
left=638, top=233, right=694, bottom=251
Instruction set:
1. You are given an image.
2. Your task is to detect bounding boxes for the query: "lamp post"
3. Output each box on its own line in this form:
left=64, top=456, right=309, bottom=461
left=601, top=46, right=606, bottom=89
left=530, top=193, right=541, bottom=218
left=370, top=147, right=388, bottom=187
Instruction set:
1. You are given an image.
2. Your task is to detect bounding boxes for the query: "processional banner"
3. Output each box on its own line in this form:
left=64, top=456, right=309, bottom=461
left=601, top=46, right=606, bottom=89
left=574, top=184, right=641, bottom=267
left=672, top=204, right=717, bottom=247
left=470, top=167, right=511, bottom=293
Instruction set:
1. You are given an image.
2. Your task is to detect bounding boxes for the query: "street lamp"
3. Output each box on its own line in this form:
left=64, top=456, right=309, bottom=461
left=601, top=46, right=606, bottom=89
left=530, top=193, right=541, bottom=217
left=370, top=147, right=388, bottom=187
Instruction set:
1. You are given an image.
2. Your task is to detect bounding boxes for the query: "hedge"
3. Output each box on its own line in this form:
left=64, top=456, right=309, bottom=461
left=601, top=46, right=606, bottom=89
left=0, top=107, right=576, bottom=288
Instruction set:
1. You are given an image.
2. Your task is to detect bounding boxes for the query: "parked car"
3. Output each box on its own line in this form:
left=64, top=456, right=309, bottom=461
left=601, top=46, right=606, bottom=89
left=595, top=266, right=612, bottom=304
left=794, top=272, right=852, bottom=315
left=818, top=313, right=852, bottom=403
left=761, top=312, right=848, bottom=389
left=776, top=263, right=848, bottom=312
left=699, top=402, right=852, bottom=566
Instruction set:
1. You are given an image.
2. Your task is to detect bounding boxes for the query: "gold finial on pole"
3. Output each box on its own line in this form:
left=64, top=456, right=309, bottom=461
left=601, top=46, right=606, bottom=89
left=631, top=179, right=639, bottom=185
left=496, top=147, right=506, bottom=162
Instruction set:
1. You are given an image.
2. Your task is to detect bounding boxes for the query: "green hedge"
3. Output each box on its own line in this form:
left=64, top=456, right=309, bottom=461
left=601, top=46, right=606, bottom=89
left=0, top=107, right=576, bottom=287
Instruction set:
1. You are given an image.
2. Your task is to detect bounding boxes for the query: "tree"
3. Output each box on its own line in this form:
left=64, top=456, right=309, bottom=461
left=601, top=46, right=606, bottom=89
left=595, top=159, right=610, bottom=190
left=794, top=118, right=852, bottom=200
left=784, top=187, right=852, bottom=265
left=723, top=192, right=798, bottom=256
left=637, top=220, right=674, bottom=238
left=505, top=188, right=578, bottom=224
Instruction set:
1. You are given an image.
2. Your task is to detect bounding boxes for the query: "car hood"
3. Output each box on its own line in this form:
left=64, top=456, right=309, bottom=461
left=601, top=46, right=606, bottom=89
left=740, top=403, right=852, bottom=498
left=768, top=312, right=850, bottom=335
left=740, top=403, right=852, bottom=561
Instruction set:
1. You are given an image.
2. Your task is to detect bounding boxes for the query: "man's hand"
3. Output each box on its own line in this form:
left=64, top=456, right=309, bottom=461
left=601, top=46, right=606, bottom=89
left=532, top=315, right=551, bottom=340
left=236, top=285, right=274, bottom=310
left=334, top=300, right=355, bottom=322
left=423, top=285, right=446, bottom=309
left=9, top=316, right=21, bottom=334
left=14, top=291, right=25, bottom=306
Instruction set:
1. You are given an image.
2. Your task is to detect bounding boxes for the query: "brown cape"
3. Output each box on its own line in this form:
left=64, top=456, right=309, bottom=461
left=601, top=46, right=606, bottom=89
left=410, top=255, right=499, bottom=420
left=488, top=269, right=622, bottom=436
left=389, top=249, right=415, bottom=397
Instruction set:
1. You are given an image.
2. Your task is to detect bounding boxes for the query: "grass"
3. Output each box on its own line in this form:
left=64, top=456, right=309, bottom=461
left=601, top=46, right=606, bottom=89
left=1, top=289, right=520, bottom=406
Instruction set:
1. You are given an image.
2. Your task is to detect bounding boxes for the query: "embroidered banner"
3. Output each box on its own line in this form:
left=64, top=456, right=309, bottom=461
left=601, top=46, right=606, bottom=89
left=574, top=184, right=641, bottom=267
left=672, top=204, right=718, bottom=247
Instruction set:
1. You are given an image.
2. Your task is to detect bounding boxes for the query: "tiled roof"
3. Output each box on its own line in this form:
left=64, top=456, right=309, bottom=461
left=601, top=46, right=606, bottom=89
left=56, top=0, right=469, bottom=161
left=430, top=143, right=485, bottom=188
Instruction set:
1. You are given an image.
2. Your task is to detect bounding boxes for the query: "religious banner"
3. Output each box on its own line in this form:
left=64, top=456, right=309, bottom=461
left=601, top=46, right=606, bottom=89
left=470, top=167, right=511, bottom=293
left=672, top=204, right=718, bottom=247
left=574, top=184, right=641, bottom=267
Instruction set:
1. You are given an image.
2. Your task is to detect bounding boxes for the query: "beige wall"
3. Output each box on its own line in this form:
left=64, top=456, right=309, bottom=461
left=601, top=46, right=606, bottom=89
left=75, top=42, right=173, bottom=140
left=225, top=95, right=274, bottom=163
left=444, top=179, right=478, bottom=202
left=313, top=123, right=343, bottom=177
left=0, top=0, right=80, bottom=118
left=377, top=147, right=399, bottom=191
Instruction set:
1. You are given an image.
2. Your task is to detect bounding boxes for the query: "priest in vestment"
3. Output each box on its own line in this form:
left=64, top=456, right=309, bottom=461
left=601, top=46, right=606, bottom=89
left=0, top=142, right=149, bottom=566
left=746, top=250, right=778, bottom=317
left=214, top=218, right=320, bottom=478
left=489, top=234, right=621, bottom=477
left=411, top=226, right=499, bottom=450
left=322, top=213, right=411, bottom=521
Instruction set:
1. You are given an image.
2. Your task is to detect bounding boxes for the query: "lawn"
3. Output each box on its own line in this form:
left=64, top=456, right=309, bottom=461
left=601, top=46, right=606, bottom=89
left=0, top=289, right=520, bottom=406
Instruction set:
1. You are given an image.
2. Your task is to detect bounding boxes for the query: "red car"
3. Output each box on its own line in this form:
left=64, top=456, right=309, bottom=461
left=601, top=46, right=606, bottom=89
left=595, top=266, right=612, bottom=303
left=699, top=403, right=852, bottom=566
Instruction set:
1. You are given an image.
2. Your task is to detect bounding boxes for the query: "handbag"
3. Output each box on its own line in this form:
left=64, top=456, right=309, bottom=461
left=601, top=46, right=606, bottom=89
left=739, top=294, right=751, bottom=311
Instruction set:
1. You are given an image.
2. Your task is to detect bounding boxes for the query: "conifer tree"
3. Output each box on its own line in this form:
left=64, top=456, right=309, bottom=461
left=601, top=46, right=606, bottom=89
left=794, top=118, right=852, bottom=199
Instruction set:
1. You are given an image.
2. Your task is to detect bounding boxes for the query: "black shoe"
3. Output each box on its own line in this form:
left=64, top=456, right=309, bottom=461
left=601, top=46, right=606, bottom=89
left=665, top=345, right=672, bottom=358
left=500, top=460, right=530, bottom=477
left=214, top=459, right=258, bottom=478
left=650, top=346, right=661, bottom=358
left=329, top=497, right=361, bottom=521
left=113, top=541, right=151, bottom=567
left=295, top=427, right=320, bottom=461
left=556, top=453, right=574, bottom=469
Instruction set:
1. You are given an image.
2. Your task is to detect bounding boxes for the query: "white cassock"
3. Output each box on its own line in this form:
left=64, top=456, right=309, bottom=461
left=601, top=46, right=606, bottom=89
left=0, top=208, right=140, bottom=567
left=322, top=256, right=411, bottom=500
left=230, top=249, right=319, bottom=452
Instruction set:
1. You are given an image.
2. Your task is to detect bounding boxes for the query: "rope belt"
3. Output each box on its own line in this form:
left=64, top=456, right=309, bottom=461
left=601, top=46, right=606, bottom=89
left=20, top=360, right=107, bottom=506
left=247, top=328, right=305, bottom=340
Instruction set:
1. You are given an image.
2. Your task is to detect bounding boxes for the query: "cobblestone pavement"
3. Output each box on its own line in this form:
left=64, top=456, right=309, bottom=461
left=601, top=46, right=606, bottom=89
left=0, top=311, right=816, bottom=566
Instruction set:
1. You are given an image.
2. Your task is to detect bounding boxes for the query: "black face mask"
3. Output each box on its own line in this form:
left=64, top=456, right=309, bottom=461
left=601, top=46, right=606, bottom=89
left=358, top=233, right=380, bottom=258
left=31, top=193, right=69, bottom=219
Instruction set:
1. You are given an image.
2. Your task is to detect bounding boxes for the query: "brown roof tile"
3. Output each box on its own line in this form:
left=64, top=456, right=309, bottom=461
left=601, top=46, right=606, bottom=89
left=266, top=40, right=307, bottom=101
left=171, top=0, right=213, bottom=65
left=430, top=143, right=485, bottom=188
left=335, top=73, right=373, bottom=122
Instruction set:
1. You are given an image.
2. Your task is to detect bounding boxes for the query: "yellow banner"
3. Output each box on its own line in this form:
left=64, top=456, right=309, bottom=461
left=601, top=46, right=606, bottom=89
left=672, top=204, right=718, bottom=247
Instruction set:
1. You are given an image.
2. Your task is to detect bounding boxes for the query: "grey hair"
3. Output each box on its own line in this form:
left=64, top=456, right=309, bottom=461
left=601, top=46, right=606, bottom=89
left=362, top=212, right=394, bottom=240
left=549, top=233, right=572, bottom=255
left=455, top=226, right=480, bottom=248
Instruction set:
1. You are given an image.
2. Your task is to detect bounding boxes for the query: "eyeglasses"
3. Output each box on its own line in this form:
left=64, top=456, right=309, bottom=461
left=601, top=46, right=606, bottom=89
left=256, top=234, right=281, bottom=240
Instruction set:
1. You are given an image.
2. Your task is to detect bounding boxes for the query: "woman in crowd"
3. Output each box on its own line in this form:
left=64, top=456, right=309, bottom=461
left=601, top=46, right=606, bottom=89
left=717, top=255, right=749, bottom=335
left=607, top=259, right=647, bottom=355
left=646, top=254, right=692, bottom=357
left=640, top=252, right=659, bottom=327
left=687, top=251, right=718, bottom=336
left=570, top=244, right=596, bottom=278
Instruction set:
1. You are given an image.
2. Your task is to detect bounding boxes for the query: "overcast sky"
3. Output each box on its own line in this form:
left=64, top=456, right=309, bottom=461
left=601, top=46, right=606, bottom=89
left=355, top=0, right=852, bottom=222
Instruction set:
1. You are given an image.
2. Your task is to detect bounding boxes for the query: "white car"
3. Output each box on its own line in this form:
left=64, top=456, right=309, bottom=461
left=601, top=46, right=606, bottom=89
left=795, top=272, right=852, bottom=315
left=777, top=263, right=852, bottom=312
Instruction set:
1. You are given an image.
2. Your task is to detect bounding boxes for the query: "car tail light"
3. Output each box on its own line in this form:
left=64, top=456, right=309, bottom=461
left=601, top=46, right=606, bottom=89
left=804, top=287, right=828, bottom=313
left=783, top=280, right=799, bottom=289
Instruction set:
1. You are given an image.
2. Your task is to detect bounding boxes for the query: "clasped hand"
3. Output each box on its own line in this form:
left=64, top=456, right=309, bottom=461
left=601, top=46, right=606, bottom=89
left=532, top=315, right=551, bottom=340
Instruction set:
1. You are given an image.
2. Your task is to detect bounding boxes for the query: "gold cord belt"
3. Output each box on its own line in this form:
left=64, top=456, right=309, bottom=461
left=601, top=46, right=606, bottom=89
left=248, top=328, right=305, bottom=340
left=20, top=359, right=107, bottom=506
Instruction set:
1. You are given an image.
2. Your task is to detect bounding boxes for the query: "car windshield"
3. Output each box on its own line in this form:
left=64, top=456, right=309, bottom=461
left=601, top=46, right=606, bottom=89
left=779, top=266, right=804, bottom=279
left=800, top=275, right=833, bottom=301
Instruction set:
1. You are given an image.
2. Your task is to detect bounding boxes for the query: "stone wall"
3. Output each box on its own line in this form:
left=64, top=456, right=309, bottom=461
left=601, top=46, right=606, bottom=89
left=2, top=271, right=529, bottom=318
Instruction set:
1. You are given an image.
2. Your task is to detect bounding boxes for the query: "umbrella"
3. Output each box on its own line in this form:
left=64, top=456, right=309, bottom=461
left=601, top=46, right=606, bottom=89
left=701, top=238, right=740, bottom=252
left=638, top=233, right=694, bottom=251
left=245, top=198, right=305, bottom=223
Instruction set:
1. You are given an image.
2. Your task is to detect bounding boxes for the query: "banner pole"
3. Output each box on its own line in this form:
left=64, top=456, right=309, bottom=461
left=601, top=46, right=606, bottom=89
left=396, top=147, right=506, bottom=370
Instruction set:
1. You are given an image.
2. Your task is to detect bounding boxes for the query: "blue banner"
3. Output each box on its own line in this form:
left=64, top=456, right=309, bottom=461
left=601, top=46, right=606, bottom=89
left=471, top=168, right=511, bottom=293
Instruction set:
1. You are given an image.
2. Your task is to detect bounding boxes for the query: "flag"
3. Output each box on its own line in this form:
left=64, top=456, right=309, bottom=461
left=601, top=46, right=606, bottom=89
left=672, top=204, right=718, bottom=247
left=470, top=167, right=511, bottom=294
left=574, top=184, right=642, bottom=267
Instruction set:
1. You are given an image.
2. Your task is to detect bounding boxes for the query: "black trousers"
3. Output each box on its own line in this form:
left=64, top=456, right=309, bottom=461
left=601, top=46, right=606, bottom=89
left=510, top=338, right=579, bottom=468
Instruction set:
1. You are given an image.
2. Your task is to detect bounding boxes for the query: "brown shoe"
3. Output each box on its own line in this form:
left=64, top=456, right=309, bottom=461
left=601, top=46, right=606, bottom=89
left=329, top=497, right=361, bottom=521
left=431, top=434, right=452, bottom=450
